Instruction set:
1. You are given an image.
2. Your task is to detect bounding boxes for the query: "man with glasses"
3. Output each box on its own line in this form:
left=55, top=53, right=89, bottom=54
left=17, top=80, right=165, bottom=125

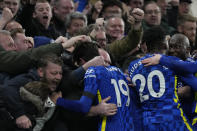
left=143, top=1, right=175, bottom=35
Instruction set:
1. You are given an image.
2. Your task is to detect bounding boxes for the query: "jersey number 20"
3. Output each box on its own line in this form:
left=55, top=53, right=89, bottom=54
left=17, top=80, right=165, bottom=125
left=111, top=79, right=130, bottom=107
left=132, top=70, right=165, bottom=102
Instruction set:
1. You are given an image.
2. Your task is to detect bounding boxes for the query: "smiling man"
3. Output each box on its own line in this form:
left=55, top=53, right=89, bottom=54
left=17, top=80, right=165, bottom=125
left=105, top=16, right=125, bottom=43
left=2, top=53, right=63, bottom=130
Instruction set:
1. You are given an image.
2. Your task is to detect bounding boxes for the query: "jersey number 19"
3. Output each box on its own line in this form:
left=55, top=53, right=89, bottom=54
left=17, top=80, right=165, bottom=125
left=111, top=79, right=130, bottom=107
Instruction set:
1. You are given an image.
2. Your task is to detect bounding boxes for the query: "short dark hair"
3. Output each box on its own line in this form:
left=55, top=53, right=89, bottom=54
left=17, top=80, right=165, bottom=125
left=72, top=42, right=99, bottom=65
left=101, top=0, right=123, bottom=16
left=143, top=1, right=159, bottom=12
left=34, top=0, right=49, bottom=11
left=37, top=53, right=63, bottom=68
left=142, top=26, right=166, bottom=52
left=65, top=12, right=87, bottom=29
left=180, top=0, right=192, bottom=4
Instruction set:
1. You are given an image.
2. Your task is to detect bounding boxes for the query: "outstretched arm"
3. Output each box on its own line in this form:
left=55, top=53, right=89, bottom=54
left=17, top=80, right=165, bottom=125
left=56, top=96, right=93, bottom=114
left=142, top=54, right=197, bottom=74
left=56, top=95, right=117, bottom=116
left=160, top=55, right=197, bottom=74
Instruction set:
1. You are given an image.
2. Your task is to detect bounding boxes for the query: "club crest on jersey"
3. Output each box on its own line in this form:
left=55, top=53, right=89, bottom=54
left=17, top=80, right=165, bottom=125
left=85, top=69, right=96, bottom=78
left=86, top=69, right=95, bottom=74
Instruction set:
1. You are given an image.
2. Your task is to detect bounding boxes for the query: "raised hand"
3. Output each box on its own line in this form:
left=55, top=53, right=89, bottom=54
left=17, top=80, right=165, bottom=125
left=95, top=96, right=117, bottom=116
left=50, top=91, right=62, bottom=104
left=132, top=8, right=144, bottom=23
left=82, top=56, right=108, bottom=70
left=62, top=35, right=91, bottom=49
left=55, top=36, right=68, bottom=44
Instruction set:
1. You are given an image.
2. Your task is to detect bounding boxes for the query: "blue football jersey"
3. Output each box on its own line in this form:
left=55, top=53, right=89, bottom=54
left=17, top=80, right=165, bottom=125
left=84, top=66, right=142, bottom=131
left=128, top=54, right=192, bottom=131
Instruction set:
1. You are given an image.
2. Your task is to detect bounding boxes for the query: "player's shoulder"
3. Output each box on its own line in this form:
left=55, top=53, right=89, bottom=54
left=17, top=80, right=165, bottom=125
left=86, top=66, right=121, bottom=75
left=166, top=55, right=181, bottom=61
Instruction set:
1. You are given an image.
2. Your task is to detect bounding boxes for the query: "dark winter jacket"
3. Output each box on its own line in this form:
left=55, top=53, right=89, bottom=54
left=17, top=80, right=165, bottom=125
left=2, top=69, right=40, bottom=119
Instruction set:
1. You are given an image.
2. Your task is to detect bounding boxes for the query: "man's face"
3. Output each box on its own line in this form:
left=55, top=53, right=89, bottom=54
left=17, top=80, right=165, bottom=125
left=3, top=0, right=19, bottom=16
left=179, top=21, right=196, bottom=43
left=168, top=36, right=190, bottom=60
left=33, top=2, right=52, bottom=28
left=0, top=34, right=17, bottom=51
left=39, top=62, right=62, bottom=92
left=179, top=2, right=191, bottom=15
left=95, top=31, right=107, bottom=48
left=67, top=18, right=85, bottom=36
left=144, top=3, right=161, bottom=26
left=106, top=17, right=124, bottom=40
left=14, top=33, right=31, bottom=51
left=53, top=0, right=74, bottom=22
left=129, top=0, right=144, bottom=9
left=103, top=5, right=122, bottom=19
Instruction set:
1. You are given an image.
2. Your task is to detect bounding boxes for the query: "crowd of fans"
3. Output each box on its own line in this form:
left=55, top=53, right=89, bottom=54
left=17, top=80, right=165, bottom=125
left=0, top=0, right=196, bottom=131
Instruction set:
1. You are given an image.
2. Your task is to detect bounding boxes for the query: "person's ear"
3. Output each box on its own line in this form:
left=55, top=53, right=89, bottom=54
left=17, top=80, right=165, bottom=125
left=177, top=25, right=183, bottom=33
left=79, top=58, right=86, bottom=65
left=37, top=67, right=44, bottom=78
left=186, top=47, right=191, bottom=56
left=33, top=11, right=36, bottom=18
left=140, top=42, right=147, bottom=53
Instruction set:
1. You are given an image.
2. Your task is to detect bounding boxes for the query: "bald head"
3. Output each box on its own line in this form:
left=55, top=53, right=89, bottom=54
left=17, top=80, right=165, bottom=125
left=169, top=34, right=190, bottom=49
left=168, top=34, right=190, bottom=60
left=5, top=21, right=23, bottom=31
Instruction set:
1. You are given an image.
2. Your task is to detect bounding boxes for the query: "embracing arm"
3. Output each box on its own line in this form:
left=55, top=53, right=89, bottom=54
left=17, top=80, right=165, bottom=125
left=56, top=95, right=117, bottom=116
left=142, top=54, right=197, bottom=74
left=160, top=55, right=197, bottom=74
left=56, top=96, right=93, bottom=114
left=0, top=35, right=89, bottom=74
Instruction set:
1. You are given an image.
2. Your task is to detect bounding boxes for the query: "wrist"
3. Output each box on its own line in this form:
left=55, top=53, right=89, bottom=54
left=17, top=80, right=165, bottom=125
left=133, top=22, right=141, bottom=30
left=0, top=19, right=7, bottom=29
left=82, top=62, right=91, bottom=70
